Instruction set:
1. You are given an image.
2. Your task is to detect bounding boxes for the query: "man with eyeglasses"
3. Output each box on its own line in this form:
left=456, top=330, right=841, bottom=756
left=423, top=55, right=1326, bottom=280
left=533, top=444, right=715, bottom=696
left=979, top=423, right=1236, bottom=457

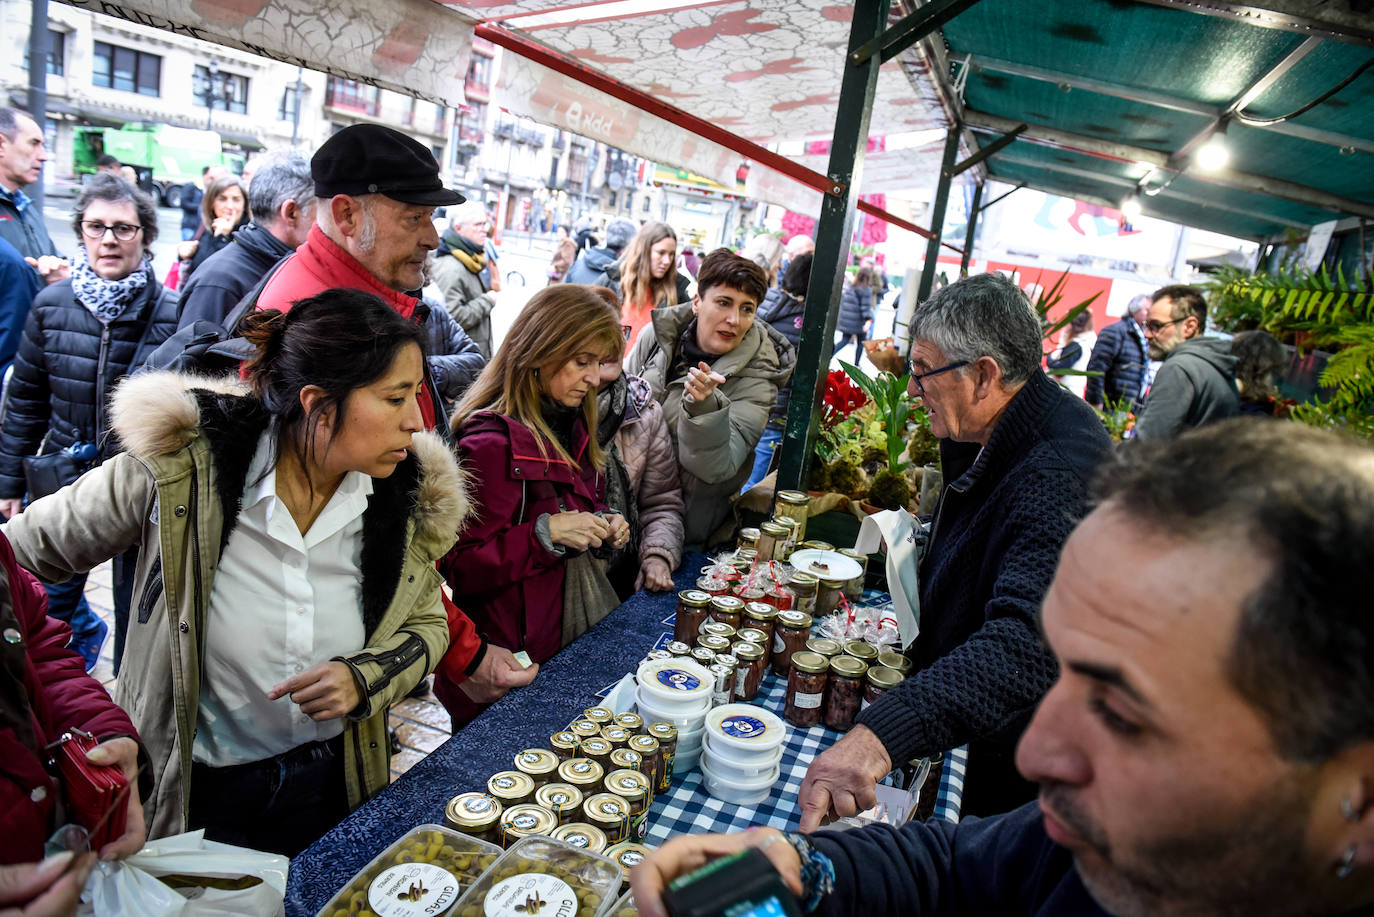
left=800, top=272, right=1110, bottom=828
left=1133, top=285, right=1238, bottom=441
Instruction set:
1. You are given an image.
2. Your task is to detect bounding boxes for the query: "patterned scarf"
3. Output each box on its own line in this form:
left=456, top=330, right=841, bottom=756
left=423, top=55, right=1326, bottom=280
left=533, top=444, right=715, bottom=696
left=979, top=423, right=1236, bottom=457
left=71, top=250, right=150, bottom=325
left=441, top=228, right=486, bottom=275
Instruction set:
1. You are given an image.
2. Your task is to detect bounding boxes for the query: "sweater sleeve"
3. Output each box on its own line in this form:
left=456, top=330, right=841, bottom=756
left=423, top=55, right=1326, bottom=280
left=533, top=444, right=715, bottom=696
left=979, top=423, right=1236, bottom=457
left=1131, top=359, right=1195, bottom=441
left=855, top=468, right=1067, bottom=766
left=674, top=378, right=773, bottom=486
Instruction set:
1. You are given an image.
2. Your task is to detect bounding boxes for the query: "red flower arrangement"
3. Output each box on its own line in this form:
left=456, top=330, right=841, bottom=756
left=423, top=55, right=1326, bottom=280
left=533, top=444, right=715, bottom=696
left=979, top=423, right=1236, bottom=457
left=821, top=369, right=868, bottom=428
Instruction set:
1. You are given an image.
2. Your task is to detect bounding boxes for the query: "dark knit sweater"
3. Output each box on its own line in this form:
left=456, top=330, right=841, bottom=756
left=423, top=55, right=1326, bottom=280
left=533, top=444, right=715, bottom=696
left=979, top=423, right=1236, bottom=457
left=855, top=371, right=1111, bottom=816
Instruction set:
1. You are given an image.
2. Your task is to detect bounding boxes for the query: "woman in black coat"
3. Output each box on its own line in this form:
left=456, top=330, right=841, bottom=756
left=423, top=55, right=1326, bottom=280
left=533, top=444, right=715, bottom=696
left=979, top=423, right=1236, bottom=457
left=0, top=173, right=177, bottom=671
left=834, top=265, right=874, bottom=364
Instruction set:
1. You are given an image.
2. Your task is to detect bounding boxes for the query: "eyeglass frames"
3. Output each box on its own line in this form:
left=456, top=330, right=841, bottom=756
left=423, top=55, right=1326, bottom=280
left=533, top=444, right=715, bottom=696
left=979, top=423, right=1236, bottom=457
left=1143, top=317, right=1185, bottom=334
left=79, top=221, right=143, bottom=242
left=909, top=360, right=969, bottom=394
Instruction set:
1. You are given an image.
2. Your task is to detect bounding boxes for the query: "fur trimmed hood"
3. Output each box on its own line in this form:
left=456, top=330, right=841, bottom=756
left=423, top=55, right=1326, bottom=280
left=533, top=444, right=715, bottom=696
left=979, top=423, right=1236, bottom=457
left=109, top=371, right=472, bottom=556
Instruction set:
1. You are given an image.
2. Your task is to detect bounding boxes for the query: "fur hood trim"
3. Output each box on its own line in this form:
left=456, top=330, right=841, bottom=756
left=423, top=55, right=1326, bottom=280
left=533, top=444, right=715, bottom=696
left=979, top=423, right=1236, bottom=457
left=111, top=371, right=249, bottom=460
left=406, top=430, right=472, bottom=551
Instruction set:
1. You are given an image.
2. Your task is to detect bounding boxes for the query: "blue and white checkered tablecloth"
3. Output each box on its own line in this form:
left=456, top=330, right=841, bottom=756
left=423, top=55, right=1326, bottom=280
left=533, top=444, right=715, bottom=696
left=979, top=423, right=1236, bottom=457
left=614, top=604, right=967, bottom=847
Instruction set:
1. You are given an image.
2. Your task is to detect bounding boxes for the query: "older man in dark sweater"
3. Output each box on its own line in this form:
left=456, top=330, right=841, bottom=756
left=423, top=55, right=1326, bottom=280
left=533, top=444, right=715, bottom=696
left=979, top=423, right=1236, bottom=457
left=801, top=273, right=1111, bottom=827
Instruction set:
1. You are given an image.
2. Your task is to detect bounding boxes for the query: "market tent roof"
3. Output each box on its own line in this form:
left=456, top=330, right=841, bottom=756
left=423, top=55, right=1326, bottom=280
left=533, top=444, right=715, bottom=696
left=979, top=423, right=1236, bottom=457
left=937, top=0, right=1374, bottom=240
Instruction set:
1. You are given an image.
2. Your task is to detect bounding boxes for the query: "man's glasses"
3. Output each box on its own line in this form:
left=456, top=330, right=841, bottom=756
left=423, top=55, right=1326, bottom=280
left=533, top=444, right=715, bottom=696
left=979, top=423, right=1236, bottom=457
left=1144, top=318, right=1184, bottom=334
left=910, top=360, right=969, bottom=394
left=79, top=221, right=143, bottom=242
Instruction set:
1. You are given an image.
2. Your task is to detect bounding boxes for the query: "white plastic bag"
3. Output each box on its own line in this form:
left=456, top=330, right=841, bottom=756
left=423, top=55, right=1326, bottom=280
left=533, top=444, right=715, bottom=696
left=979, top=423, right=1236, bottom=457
left=83, top=831, right=288, bottom=917
left=854, top=508, right=921, bottom=645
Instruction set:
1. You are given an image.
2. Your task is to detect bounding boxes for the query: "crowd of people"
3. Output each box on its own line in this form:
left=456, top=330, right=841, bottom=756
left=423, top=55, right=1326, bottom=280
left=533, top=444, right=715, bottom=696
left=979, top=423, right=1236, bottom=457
left=1, top=102, right=1370, bottom=917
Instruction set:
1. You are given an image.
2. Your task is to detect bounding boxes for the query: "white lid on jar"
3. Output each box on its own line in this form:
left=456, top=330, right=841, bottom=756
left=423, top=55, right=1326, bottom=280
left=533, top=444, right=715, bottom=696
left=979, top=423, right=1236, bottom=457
left=636, top=657, right=713, bottom=708
left=705, top=703, right=788, bottom=756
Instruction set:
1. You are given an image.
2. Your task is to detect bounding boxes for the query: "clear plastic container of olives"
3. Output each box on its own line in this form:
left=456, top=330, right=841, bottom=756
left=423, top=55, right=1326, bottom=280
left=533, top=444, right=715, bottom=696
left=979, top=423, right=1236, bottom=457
left=609, top=890, right=638, bottom=917
left=316, top=823, right=501, bottom=917
left=450, top=836, right=622, bottom=917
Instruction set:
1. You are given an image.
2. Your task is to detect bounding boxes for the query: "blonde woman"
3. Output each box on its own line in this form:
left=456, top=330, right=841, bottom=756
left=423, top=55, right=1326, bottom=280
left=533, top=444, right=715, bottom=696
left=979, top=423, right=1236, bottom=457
left=436, top=284, right=630, bottom=724
left=616, top=221, right=691, bottom=345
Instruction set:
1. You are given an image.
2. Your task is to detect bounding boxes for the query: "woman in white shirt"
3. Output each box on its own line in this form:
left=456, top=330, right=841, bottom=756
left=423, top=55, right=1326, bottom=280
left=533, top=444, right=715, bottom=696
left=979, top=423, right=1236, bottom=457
left=2, top=288, right=467, bottom=855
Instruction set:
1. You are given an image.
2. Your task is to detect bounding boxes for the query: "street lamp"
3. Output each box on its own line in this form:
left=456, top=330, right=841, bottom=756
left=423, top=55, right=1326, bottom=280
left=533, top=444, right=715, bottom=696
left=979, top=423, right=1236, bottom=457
left=197, top=61, right=225, bottom=130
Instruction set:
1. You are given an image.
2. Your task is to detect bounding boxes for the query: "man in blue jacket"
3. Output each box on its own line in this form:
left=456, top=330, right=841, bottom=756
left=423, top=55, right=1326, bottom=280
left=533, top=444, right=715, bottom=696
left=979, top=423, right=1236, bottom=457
left=633, top=419, right=1374, bottom=917
left=1083, top=295, right=1149, bottom=411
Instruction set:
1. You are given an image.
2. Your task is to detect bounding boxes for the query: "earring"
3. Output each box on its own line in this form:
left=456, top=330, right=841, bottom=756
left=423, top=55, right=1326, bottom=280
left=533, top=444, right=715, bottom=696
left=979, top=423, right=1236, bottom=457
left=1337, top=845, right=1357, bottom=880
left=1343, top=797, right=1361, bottom=822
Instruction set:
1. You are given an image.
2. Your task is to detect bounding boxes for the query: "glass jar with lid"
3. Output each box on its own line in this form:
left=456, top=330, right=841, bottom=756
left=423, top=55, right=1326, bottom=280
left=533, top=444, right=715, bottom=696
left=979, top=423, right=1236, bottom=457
left=549, top=730, right=582, bottom=761
left=646, top=723, right=677, bottom=792
left=691, top=646, right=717, bottom=667
left=513, top=748, right=560, bottom=787
left=557, top=757, right=605, bottom=793
left=731, top=641, right=767, bottom=702
left=774, top=490, right=811, bottom=542
left=843, top=640, right=879, bottom=664
left=583, top=706, right=614, bottom=726
left=627, top=734, right=660, bottom=788
left=838, top=548, right=869, bottom=601
left=674, top=590, right=713, bottom=644
left=569, top=718, right=602, bottom=741
left=772, top=610, right=813, bottom=676
left=700, top=620, right=737, bottom=642
left=823, top=655, right=869, bottom=731
left=786, top=571, right=819, bottom=617
left=609, top=747, right=643, bottom=777
left=487, top=770, right=535, bottom=807
left=784, top=651, right=829, bottom=728
left=877, top=651, right=911, bottom=676
left=696, top=634, right=731, bottom=655
left=666, top=640, right=693, bottom=657
left=755, top=521, right=790, bottom=563
left=534, top=782, right=584, bottom=825
left=601, top=726, right=633, bottom=749
left=815, top=577, right=848, bottom=618
left=583, top=793, right=632, bottom=845
left=444, top=792, right=503, bottom=844
left=799, top=539, right=833, bottom=553
left=737, top=527, right=761, bottom=552
left=614, top=712, right=644, bottom=733
left=580, top=736, right=614, bottom=767
left=604, top=769, right=652, bottom=839
left=863, top=665, right=904, bottom=711
left=498, top=803, right=558, bottom=848
left=741, top=602, right=777, bottom=648
left=737, top=627, right=768, bottom=648
left=806, top=637, right=841, bottom=659
left=771, top=515, right=799, bottom=561
left=551, top=822, right=608, bottom=855
left=709, top=595, right=745, bottom=629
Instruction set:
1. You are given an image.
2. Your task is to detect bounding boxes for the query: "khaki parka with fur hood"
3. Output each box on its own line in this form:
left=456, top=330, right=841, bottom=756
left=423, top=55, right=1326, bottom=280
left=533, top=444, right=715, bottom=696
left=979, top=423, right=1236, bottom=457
left=1, top=373, right=469, bottom=838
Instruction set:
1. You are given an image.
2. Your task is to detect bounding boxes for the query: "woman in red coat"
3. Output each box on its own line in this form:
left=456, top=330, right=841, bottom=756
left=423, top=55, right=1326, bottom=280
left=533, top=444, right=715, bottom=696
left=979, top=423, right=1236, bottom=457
left=436, top=285, right=629, bottom=723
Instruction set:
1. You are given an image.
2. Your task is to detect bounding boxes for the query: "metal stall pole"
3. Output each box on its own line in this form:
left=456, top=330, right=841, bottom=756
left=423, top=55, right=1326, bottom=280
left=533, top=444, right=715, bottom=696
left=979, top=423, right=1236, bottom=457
left=913, top=127, right=961, bottom=312
left=25, top=0, right=49, bottom=212
left=960, top=182, right=983, bottom=275
left=773, top=0, right=888, bottom=493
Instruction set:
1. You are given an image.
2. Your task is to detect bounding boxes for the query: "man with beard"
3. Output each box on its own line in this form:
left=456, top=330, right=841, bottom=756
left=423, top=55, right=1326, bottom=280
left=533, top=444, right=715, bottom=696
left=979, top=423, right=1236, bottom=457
left=631, top=419, right=1374, bottom=917
left=1133, top=284, right=1239, bottom=439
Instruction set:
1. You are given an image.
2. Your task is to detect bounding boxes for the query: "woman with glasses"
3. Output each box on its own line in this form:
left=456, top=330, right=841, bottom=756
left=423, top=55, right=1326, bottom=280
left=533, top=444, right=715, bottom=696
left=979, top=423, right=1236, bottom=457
left=0, top=173, right=177, bottom=672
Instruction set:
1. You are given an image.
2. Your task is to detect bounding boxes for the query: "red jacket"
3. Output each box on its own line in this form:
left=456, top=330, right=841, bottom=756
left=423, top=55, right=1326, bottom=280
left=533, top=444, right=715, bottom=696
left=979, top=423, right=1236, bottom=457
left=254, top=225, right=484, bottom=678
left=435, top=412, right=605, bottom=720
left=0, top=533, right=143, bottom=864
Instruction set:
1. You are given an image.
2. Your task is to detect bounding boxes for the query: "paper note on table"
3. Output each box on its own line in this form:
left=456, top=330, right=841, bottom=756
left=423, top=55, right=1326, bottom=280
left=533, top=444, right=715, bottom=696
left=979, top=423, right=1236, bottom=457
left=854, top=509, right=920, bottom=645
left=512, top=650, right=533, bottom=669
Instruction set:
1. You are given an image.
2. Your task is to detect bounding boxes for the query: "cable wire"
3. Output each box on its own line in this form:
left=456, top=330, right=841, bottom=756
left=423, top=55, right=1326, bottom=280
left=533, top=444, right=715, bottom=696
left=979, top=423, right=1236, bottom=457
left=1234, top=57, right=1374, bottom=126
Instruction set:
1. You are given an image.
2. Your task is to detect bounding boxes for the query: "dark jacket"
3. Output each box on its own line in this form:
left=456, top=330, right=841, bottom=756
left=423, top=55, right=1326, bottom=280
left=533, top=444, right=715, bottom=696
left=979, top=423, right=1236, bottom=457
left=0, top=236, right=42, bottom=378
left=439, top=411, right=606, bottom=670
left=564, top=245, right=622, bottom=286
left=175, top=222, right=293, bottom=328
left=757, top=286, right=806, bottom=422
left=0, top=272, right=178, bottom=498
left=1083, top=316, right=1147, bottom=408
left=0, top=192, right=58, bottom=260
left=183, top=213, right=249, bottom=284
left=179, top=183, right=204, bottom=236
left=856, top=371, right=1111, bottom=817
left=837, top=281, right=872, bottom=336
left=420, top=297, right=486, bottom=403
left=0, top=531, right=148, bottom=864
left=1133, top=336, right=1240, bottom=441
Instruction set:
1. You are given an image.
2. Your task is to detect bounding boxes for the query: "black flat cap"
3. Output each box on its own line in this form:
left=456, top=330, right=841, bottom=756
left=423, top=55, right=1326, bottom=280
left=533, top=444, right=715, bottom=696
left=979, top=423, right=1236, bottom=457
left=312, top=123, right=464, bottom=207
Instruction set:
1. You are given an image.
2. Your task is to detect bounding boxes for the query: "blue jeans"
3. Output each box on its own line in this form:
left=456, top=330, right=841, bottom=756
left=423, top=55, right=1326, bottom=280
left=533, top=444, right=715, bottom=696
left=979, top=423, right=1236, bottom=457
left=180, top=226, right=197, bottom=241
left=43, top=574, right=102, bottom=639
left=743, top=424, right=784, bottom=493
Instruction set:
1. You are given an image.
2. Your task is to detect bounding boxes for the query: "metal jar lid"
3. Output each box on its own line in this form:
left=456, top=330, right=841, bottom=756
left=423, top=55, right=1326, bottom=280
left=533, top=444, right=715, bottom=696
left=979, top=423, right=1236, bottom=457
left=838, top=548, right=868, bottom=564
left=487, top=770, right=535, bottom=802
left=499, top=803, right=557, bottom=842
left=732, top=641, right=765, bottom=661
left=583, top=793, right=631, bottom=830
left=677, top=589, right=713, bottom=608
left=628, top=734, right=660, bottom=756
left=581, top=737, right=614, bottom=760
left=605, top=841, right=651, bottom=875
left=557, top=757, right=605, bottom=788
left=614, top=712, right=644, bottom=731
left=790, top=651, right=830, bottom=675
left=877, top=651, right=912, bottom=674
left=666, top=641, right=693, bottom=656
left=758, top=520, right=790, bottom=538
left=569, top=719, right=601, bottom=739
left=604, top=768, right=650, bottom=804
left=445, top=792, right=502, bottom=831
left=584, top=706, right=614, bottom=724
left=513, top=748, right=559, bottom=778
left=737, top=628, right=768, bottom=646
left=742, top=602, right=777, bottom=622
left=647, top=722, right=678, bottom=743
left=777, top=490, right=810, bottom=506
left=550, top=731, right=581, bottom=755
left=819, top=576, right=848, bottom=589
left=609, top=748, right=643, bottom=772
left=552, top=822, right=607, bottom=854
left=866, top=665, right=904, bottom=689
left=535, top=782, right=585, bottom=819
left=601, top=726, right=633, bottom=747
left=709, top=595, right=745, bottom=613
left=700, top=621, right=737, bottom=640
left=787, top=571, right=819, bottom=591
left=799, top=540, right=834, bottom=552
left=696, top=634, right=731, bottom=653
left=777, top=610, right=814, bottom=630
left=829, top=654, right=869, bottom=678
left=806, top=637, right=842, bottom=658
left=844, top=640, right=879, bottom=661
left=691, top=646, right=717, bottom=665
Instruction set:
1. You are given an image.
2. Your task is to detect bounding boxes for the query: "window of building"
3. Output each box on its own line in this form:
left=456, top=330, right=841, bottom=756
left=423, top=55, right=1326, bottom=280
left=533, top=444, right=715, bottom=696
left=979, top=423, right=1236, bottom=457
left=325, top=77, right=380, bottom=116
left=193, top=65, right=249, bottom=114
left=467, top=53, right=491, bottom=89
left=278, top=84, right=302, bottom=122
left=25, top=29, right=65, bottom=76
left=93, top=41, right=160, bottom=96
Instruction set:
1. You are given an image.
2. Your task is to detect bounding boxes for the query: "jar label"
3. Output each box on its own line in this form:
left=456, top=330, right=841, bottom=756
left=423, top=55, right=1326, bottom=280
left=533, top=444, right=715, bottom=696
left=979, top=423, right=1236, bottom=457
left=462, top=796, right=493, bottom=815
left=735, top=670, right=747, bottom=694
left=570, top=762, right=591, bottom=774
left=520, top=752, right=541, bottom=764
left=548, top=792, right=571, bottom=806
left=773, top=633, right=785, bottom=653
left=483, top=874, right=577, bottom=917
left=719, top=715, right=767, bottom=739
left=657, top=669, right=702, bottom=691
left=619, top=849, right=645, bottom=868
left=563, top=832, right=590, bottom=847
left=599, top=801, right=625, bottom=816
left=492, top=776, right=516, bottom=789
left=793, top=692, right=822, bottom=709
left=367, top=863, right=459, bottom=917
left=510, top=813, right=539, bottom=830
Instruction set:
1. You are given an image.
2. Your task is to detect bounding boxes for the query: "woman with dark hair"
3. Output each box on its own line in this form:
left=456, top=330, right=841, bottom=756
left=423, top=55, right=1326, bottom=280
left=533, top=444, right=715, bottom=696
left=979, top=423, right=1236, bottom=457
left=436, top=284, right=629, bottom=724
left=616, top=221, right=692, bottom=345
left=2, top=289, right=463, bottom=855
left=834, top=265, right=873, bottom=363
left=0, top=172, right=176, bottom=670
left=1231, top=329, right=1290, bottom=416
left=177, top=173, right=248, bottom=283
left=1047, top=309, right=1097, bottom=399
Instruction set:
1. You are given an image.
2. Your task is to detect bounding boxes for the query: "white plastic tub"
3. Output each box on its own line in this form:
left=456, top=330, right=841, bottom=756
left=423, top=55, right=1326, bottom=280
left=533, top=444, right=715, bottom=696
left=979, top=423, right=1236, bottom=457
left=702, top=734, right=783, bottom=781
left=698, top=754, right=778, bottom=806
left=704, top=704, right=787, bottom=759
left=636, top=658, right=713, bottom=709
left=635, top=688, right=710, bottom=730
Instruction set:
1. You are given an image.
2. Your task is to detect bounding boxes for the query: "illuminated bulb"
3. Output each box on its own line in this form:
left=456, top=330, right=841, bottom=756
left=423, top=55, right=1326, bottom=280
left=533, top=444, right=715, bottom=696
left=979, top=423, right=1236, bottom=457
left=1121, top=195, right=1142, bottom=219
left=1196, top=133, right=1230, bottom=171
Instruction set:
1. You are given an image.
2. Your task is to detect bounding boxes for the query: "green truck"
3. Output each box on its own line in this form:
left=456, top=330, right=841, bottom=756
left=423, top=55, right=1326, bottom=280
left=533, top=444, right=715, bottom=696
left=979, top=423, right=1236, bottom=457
left=74, top=123, right=245, bottom=207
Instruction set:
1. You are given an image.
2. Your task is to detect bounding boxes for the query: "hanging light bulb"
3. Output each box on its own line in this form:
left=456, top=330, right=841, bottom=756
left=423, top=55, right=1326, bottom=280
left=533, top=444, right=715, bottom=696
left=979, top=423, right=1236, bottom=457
left=1121, top=193, right=1143, bottom=219
left=1196, top=121, right=1230, bottom=171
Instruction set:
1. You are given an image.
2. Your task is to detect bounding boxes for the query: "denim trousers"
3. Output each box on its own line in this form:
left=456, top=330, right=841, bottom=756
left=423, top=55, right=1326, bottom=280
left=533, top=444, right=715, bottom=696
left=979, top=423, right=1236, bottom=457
left=43, top=575, right=102, bottom=639
left=743, top=424, right=785, bottom=493
left=189, top=735, right=349, bottom=857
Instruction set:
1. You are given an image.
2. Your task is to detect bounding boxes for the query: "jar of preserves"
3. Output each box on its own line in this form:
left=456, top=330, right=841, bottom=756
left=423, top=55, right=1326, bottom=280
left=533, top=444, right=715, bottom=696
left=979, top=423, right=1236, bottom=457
left=690, top=646, right=717, bottom=667
left=534, top=783, right=584, bottom=825
left=605, top=842, right=652, bottom=894
left=734, top=548, right=758, bottom=569
left=786, top=572, right=819, bottom=617
left=627, top=734, right=660, bottom=788
left=876, top=651, right=912, bottom=676
left=513, top=748, right=559, bottom=787
left=755, top=521, right=789, bottom=562
left=551, top=822, right=608, bottom=855
left=696, top=575, right=731, bottom=597
left=674, top=590, right=713, bottom=644
left=815, top=577, right=848, bottom=618
left=499, top=803, right=558, bottom=848
left=839, top=549, right=869, bottom=601
left=771, top=515, right=799, bottom=561
left=557, top=757, right=605, bottom=793
left=696, top=634, right=731, bottom=655
left=584, top=706, right=614, bottom=726
left=583, top=793, right=632, bottom=845
left=799, top=539, right=833, bottom=553
left=732, top=641, right=767, bottom=702
left=761, top=583, right=794, bottom=611
left=487, top=770, right=535, bottom=807
left=824, top=655, right=869, bottom=731
left=601, top=726, right=633, bottom=749
left=700, top=620, right=737, bottom=642
left=604, top=769, right=651, bottom=839
left=785, top=651, right=829, bottom=728
left=741, top=602, right=777, bottom=647
left=444, top=792, right=503, bottom=844
left=643, top=649, right=671, bottom=664
left=775, top=490, right=811, bottom=543
left=614, top=712, right=644, bottom=733
left=569, top=719, right=601, bottom=741
left=713, top=650, right=738, bottom=670
left=646, top=723, right=677, bottom=792
left=709, top=663, right=735, bottom=707
left=843, top=640, right=879, bottom=665
left=772, top=610, right=813, bottom=676
left=709, top=595, right=745, bottom=629
left=549, top=731, right=581, bottom=761
left=737, top=527, right=761, bottom=552
left=609, top=748, right=643, bottom=777
left=863, top=665, right=904, bottom=711
left=806, top=637, right=841, bottom=659
left=737, top=627, right=769, bottom=648
left=666, top=640, right=693, bottom=657
left=580, top=736, right=614, bottom=767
